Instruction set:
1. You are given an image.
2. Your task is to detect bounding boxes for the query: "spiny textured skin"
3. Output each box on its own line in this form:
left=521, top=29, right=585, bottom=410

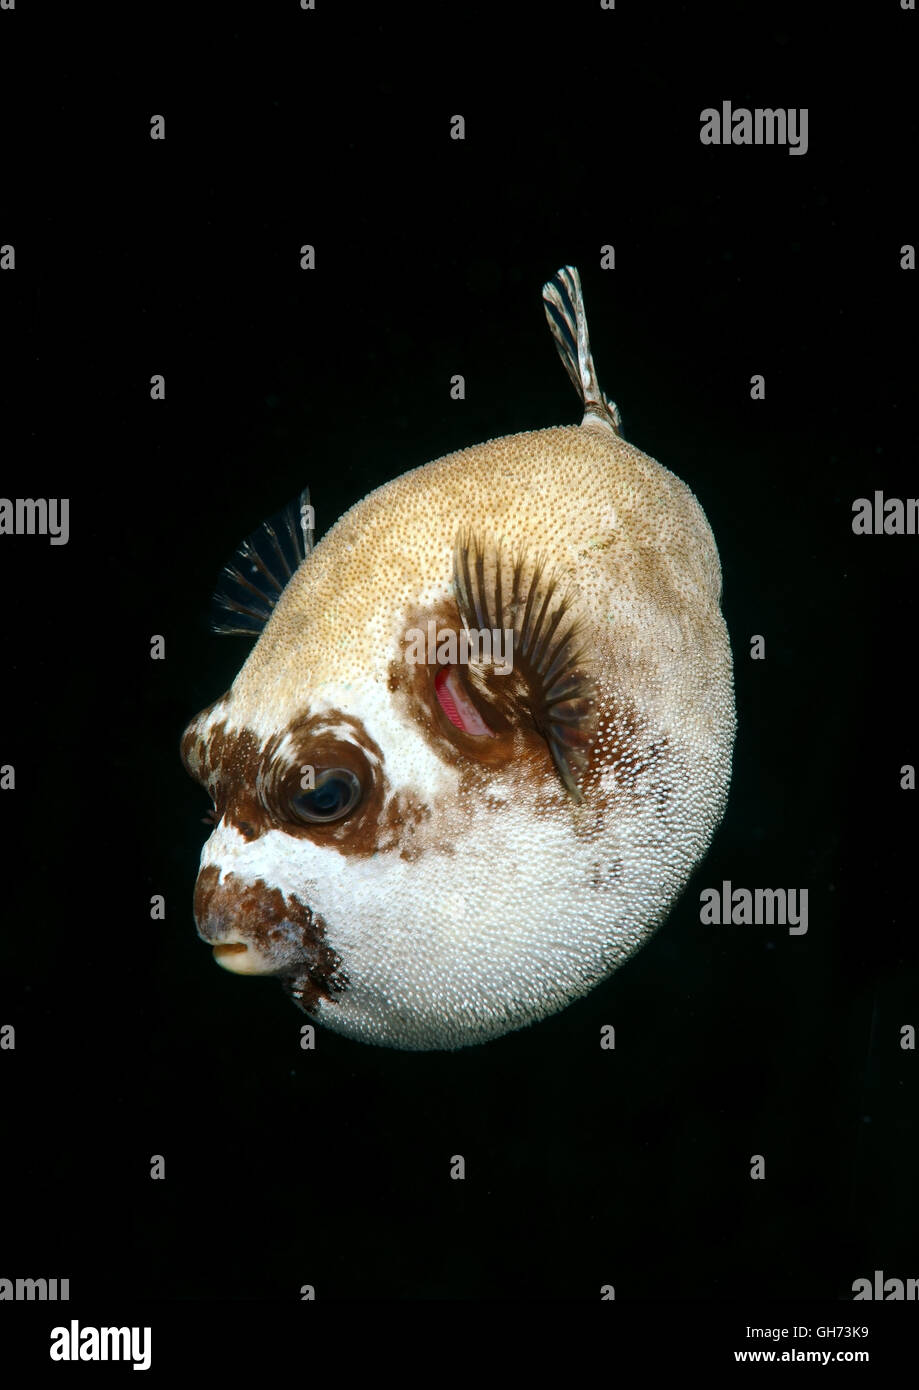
left=185, top=416, right=736, bottom=1050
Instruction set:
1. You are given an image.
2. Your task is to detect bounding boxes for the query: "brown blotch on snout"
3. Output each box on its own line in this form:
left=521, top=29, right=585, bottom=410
left=194, top=864, right=222, bottom=924
left=193, top=865, right=347, bottom=1004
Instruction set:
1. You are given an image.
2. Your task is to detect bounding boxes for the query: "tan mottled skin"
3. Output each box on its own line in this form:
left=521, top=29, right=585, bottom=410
left=186, top=419, right=735, bottom=1049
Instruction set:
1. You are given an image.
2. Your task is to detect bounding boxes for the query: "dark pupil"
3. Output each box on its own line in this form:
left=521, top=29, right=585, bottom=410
left=304, top=778, right=350, bottom=815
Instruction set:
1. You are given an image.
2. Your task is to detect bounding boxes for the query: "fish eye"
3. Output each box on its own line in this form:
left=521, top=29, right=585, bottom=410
left=290, top=768, right=362, bottom=824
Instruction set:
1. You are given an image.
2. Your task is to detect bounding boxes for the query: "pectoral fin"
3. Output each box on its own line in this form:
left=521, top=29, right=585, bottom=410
left=452, top=528, right=597, bottom=800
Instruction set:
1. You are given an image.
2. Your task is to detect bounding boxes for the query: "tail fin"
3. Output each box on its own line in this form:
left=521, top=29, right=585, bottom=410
left=542, top=266, right=622, bottom=436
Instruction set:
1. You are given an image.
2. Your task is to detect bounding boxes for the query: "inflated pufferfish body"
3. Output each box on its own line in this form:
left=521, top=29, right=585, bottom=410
left=182, top=267, right=735, bottom=1050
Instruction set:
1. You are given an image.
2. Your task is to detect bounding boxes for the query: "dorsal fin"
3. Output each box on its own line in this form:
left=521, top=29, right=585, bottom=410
left=542, top=265, right=622, bottom=436
left=211, top=488, right=314, bottom=636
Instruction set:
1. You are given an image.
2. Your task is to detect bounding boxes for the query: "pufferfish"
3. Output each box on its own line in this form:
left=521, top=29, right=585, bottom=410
left=181, top=267, right=735, bottom=1051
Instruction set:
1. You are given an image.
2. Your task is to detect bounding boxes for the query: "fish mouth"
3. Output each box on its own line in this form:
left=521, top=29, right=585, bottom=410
left=194, top=865, right=348, bottom=999
left=210, top=938, right=289, bottom=975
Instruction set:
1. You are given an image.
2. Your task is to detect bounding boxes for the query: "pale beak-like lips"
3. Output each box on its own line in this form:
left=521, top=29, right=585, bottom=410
left=204, top=927, right=306, bottom=977
left=212, top=941, right=261, bottom=974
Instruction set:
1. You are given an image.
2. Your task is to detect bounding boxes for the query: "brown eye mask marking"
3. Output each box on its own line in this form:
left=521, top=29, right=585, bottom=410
left=182, top=711, right=431, bottom=860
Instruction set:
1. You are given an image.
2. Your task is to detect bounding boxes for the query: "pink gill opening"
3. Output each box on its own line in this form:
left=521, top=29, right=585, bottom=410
left=434, top=665, right=494, bottom=737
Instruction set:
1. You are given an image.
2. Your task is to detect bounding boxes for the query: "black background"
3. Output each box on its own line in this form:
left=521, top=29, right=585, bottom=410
left=1, top=0, right=916, bottom=1314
